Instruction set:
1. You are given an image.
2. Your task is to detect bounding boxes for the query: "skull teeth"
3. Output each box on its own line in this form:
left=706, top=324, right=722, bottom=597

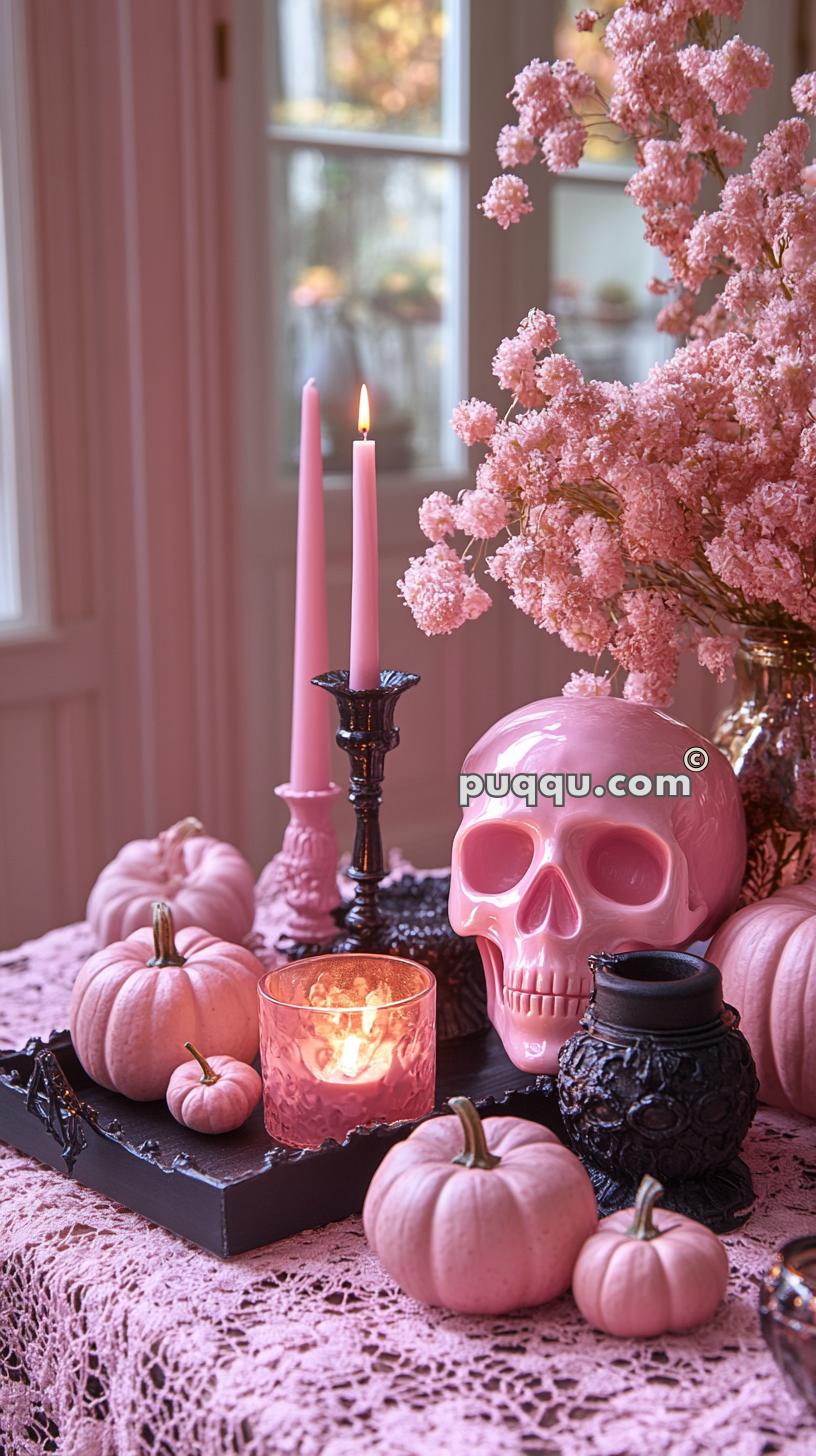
left=503, top=988, right=587, bottom=1019
left=502, top=967, right=591, bottom=997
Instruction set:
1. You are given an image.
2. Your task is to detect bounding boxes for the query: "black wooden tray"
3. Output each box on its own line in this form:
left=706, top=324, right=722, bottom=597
left=0, top=1029, right=560, bottom=1257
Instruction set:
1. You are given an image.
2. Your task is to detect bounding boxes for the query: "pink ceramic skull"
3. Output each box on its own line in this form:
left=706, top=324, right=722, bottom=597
left=449, top=697, right=746, bottom=1074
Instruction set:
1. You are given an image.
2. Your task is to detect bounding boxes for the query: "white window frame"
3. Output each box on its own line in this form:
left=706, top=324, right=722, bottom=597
left=0, top=0, right=50, bottom=639
left=233, top=1, right=581, bottom=517
left=264, top=0, right=471, bottom=492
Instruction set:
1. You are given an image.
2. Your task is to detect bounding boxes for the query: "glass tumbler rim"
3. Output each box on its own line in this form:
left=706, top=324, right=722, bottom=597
left=258, top=952, right=437, bottom=1014
left=781, top=1235, right=816, bottom=1289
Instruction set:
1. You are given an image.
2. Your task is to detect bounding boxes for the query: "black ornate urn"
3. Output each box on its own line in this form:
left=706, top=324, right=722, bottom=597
left=557, top=948, right=758, bottom=1233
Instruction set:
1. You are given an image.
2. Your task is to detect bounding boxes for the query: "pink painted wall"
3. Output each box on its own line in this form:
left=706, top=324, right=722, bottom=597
left=0, top=0, right=241, bottom=948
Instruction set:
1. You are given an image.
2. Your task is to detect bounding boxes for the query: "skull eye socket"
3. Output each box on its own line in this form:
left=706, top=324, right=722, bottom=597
left=460, top=823, right=535, bottom=895
left=584, top=829, right=667, bottom=906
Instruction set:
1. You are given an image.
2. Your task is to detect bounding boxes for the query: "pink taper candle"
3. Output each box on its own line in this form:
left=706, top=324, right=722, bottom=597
left=349, top=384, right=380, bottom=690
left=289, top=379, right=332, bottom=790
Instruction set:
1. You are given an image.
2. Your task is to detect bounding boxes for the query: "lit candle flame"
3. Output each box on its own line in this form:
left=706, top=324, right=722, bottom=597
left=339, top=1033, right=362, bottom=1077
left=361, top=1005, right=377, bottom=1036
left=357, top=384, right=370, bottom=437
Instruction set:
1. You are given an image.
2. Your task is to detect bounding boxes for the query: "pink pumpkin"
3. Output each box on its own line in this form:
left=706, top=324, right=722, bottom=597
left=166, top=1043, right=262, bottom=1134
left=708, top=878, right=816, bottom=1117
left=572, top=1175, right=729, bottom=1337
left=86, top=817, right=255, bottom=946
left=363, top=1096, right=597, bottom=1314
left=70, top=901, right=262, bottom=1100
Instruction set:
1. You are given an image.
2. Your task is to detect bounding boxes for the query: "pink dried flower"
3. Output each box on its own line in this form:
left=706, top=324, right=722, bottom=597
left=626, top=140, right=704, bottom=208
left=536, top=354, right=583, bottom=393
left=480, top=174, right=533, bottom=229
left=614, top=589, right=681, bottom=672
left=552, top=59, right=596, bottom=104
left=542, top=116, right=587, bottom=172
left=454, top=488, right=509, bottom=540
left=519, top=308, right=559, bottom=350
left=406, top=0, right=815, bottom=693
left=680, top=212, right=727, bottom=290
left=418, top=491, right=457, bottom=543
left=451, top=398, right=498, bottom=446
left=492, top=334, right=542, bottom=407
left=712, top=127, right=747, bottom=170
left=697, top=37, right=772, bottom=116
left=496, top=125, right=536, bottom=169
left=606, top=10, right=688, bottom=58
left=677, top=43, right=708, bottom=85
left=642, top=203, right=695, bottom=260
left=573, top=514, right=626, bottom=599
left=622, top=669, right=674, bottom=708
left=556, top=593, right=613, bottom=655
left=718, top=174, right=767, bottom=270
left=798, top=422, right=816, bottom=468
left=511, top=59, right=568, bottom=133
left=562, top=670, right=612, bottom=697
left=656, top=292, right=696, bottom=334
left=752, top=119, right=811, bottom=197
left=398, top=543, right=491, bottom=635
left=574, top=8, right=600, bottom=32
left=486, top=535, right=548, bottom=622
left=697, top=635, right=738, bottom=681
left=792, top=71, right=816, bottom=115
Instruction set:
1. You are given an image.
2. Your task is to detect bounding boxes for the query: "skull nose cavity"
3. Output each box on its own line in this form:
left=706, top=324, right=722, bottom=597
left=517, top=865, right=580, bottom=938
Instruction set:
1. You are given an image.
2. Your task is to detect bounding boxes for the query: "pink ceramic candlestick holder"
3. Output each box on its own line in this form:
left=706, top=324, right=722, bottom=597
left=272, top=782, right=343, bottom=945
left=259, top=952, right=437, bottom=1148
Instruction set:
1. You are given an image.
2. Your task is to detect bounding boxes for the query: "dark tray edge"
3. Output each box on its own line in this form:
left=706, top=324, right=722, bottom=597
left=0, top=1028, right=560, bottom=1257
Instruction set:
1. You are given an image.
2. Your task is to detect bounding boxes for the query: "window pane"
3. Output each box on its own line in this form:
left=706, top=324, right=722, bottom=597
left=272, top=147, right=463, bottom=473
left=555, top=1, right=631, bottom=165
left=267, top=0, right=460, bottom=141
left=551, top=181, right=673, bottom=385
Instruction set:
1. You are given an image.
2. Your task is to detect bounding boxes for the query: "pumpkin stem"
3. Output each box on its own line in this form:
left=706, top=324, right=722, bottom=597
left=146, top=901, right=186, bottom=968
left=626, top=1175, right=665, bottom=1241
left=159, top=817, right=204, bottom=879
left=184, top=1041, right=220, bottom=1086
left=448, top=1096, right=501, bottom=1170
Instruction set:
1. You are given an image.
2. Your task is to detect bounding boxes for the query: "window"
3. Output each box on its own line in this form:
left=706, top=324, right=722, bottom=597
left=551, top=0, right=672, bottom=386
left=264, top=0, right=466, bottom=478
left=0, top=1, right=48, bottom=635
left=261, top=0, right=670, bottom=485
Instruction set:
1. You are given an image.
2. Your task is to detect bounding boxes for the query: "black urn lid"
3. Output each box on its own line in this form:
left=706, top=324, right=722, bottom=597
left=588, top=949, right=724, bottom=1030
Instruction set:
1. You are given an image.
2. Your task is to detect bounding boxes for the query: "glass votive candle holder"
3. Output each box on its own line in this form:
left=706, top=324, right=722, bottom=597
left=258, top=953, right=437, bottom=1149
left=760, top=1236, right=816, bottom=1410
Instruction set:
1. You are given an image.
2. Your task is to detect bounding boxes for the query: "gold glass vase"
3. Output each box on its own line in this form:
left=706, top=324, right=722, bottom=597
left=712, top=627, right=816, bottom=903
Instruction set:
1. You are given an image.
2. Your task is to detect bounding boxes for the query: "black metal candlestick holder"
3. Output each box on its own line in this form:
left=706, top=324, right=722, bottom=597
left=280, top=666, right=490, bottom=1043
left=312, top=668, right=419, bottom=946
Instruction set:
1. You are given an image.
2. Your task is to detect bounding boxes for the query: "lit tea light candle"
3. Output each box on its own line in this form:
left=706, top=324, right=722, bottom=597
left=258, top=954, right=436, bottom=1148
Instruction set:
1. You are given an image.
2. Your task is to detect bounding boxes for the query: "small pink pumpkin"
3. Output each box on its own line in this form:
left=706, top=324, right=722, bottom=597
left=70, top=901, right=262, bottom=1100
left=708, top=877, right=816, bottom=1117
left=166, top=1043, right=262, bottom=1134
left=86, top=817, right=255, bottom=946
left=363, top=1096, right=597, bottom=1314
left=572, top=1175, right=729, bottom=1337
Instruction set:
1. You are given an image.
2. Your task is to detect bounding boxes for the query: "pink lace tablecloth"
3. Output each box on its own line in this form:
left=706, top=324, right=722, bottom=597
left=2, top=884, right=816, bottom=1456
